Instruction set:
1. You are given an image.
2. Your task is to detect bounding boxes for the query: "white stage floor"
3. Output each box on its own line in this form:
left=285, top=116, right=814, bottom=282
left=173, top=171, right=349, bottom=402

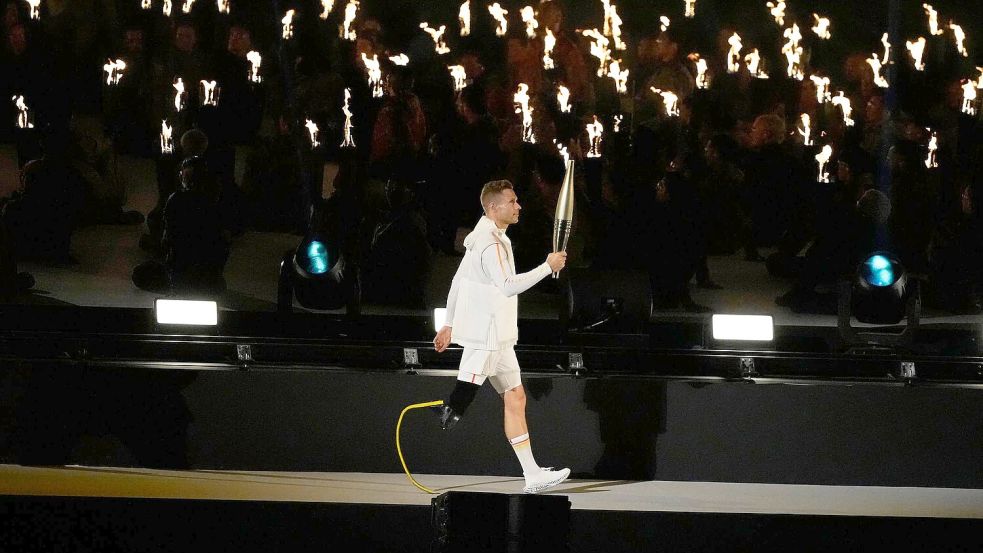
left=1, top=465, right=980, bottom=519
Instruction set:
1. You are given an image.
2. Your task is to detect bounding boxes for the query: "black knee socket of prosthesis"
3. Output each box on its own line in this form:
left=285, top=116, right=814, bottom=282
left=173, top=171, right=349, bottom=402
left=448, top=381, right=481, bottom=415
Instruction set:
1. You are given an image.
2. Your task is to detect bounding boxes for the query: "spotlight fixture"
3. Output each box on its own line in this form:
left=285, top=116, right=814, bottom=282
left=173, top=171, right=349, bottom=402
left=838, top=251, right=920, bottom=346
left=155, top=299, right=218, bottom=326
left=433, top=308, right=447, bottom=332
left=711, top=314, right=774, bottom=341
left=277, top=202, right=360, bottom=314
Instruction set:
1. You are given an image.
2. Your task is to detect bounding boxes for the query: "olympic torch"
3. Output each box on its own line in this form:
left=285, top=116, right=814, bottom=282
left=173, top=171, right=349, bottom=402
left=552, top=159, right=575, bottom=278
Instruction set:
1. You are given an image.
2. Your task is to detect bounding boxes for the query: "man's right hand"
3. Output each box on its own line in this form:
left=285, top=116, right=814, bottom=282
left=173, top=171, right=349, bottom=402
left=433, top=325, right=452, bottom=353
left=546, top=251, right=567, bottom=273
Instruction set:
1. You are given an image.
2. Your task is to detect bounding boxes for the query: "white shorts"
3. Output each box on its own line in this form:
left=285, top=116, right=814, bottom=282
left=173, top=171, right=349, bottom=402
left=457, top=347, right=523, bottom=394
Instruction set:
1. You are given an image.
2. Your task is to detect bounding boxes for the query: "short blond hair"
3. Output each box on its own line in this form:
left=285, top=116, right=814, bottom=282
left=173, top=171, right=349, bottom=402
left=480, top=179, right=514, bottom=211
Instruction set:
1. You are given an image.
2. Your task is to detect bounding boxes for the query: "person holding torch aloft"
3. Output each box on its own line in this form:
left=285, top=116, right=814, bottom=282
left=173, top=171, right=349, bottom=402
left=432, top=179, right=570, bottom=494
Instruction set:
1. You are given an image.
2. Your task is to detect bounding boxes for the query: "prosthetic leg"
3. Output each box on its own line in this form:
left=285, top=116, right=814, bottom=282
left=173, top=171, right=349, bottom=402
left=431, top=380, right=480, bottom=430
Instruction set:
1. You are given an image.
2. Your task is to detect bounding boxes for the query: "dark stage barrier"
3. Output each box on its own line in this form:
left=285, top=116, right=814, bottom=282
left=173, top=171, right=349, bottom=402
left=1, top=363, right=981, bottom=489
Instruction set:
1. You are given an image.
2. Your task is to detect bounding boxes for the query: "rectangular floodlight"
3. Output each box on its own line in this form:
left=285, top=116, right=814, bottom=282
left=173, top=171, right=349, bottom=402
left=433, top=308, right=447, bottom=332
left=155, top=299, right=218, bottom=326
left=712, top=314, right=774, bottom=341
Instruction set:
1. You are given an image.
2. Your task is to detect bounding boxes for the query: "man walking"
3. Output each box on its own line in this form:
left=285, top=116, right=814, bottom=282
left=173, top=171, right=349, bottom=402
left=432, top=179, right=569, bottom=494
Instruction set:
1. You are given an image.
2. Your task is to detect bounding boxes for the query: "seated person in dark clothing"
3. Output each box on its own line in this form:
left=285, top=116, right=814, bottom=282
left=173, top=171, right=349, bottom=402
left=775, top=188, right=892, bottom=313
left=360, top=178, right=432, bottom=308
left=143, top=129, right=210, bottom=253
left=132, top=156, right=229, bottom=296
left=926, top=184, right=983, bottom=314
left=1, top=131, right=85, bottom=264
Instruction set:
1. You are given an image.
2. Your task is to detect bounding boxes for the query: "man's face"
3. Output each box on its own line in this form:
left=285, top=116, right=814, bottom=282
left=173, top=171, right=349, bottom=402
left=489, top=189, right=521, bottom=226
left=175, top=25, right=197, bottom=53
left=125, top=30, right=144, bottom=55
left=654, top=32, right=677, bottom=63
left=227, top=27, right=251, bottom=57
left=8, top=24, right=26, bottom=55
left=750, top=119, right=770, bottom=148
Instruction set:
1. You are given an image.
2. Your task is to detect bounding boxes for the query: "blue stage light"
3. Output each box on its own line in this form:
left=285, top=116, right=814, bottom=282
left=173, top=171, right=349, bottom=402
left=862, top=254, right=896, bottom=287
left=305, top=240, right=329, bottom=275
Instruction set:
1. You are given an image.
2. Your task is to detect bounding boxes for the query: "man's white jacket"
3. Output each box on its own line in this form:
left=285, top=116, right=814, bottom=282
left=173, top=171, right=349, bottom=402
left=445, top=216, right=552, bottom=350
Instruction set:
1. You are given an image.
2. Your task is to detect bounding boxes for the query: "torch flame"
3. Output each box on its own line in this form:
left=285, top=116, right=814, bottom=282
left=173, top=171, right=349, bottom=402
left=514, top=83, right=536, bottom=144
left=659, top=16, right=670, bottom=33
left=923, top=4, right=944, bottom=36
left=200, top=80, right=218, bottom=106
left=390, top=54, right=409, bottom=66
left=448, top=65, right=467, bottom=91
left=810, top=75, right=831, bottom=103
left=766, top=1, right=786, bottom=26
left=613, top=114, right=623, bottom=133
left=160, top=120, right=174, bottom=154
left=586, top=115, right=604, bottom=158
left=815, top=144, right=832, bottom=183
left=727, top=33, right=743, bottom=74
left=602, top=0, right=626, bottom=50
left=685, top=0, right=696, bottom=19
left=745, top=48, right=769, bottom=79
left=543, top=28, right=556, bottom=69
left=182, top=0, right=195, bottom=14
left=341, top=88, right=356, bottom=148
left=608, top=59, right=629, bottom=94
left=361, top=53, right=383, bottom=98
left=26, top=0, right=41, bottom=20
left=881, top=33, right=892, bottom=64
left=173, top=78, right=186, bottom=111
left=582, top=29, right=611, bottom=77
left=341, top=0, right=359, bottom=41
left=925, top=129, right=938, bottom=169
left=142, top=0, right=153, bottom=9
left=319, top=0, right=334, bottom=19
left=217, top=0, right=230, bottom=14
left=649, top=88, right=679, bottom=117
left=459, top=1, right=471, bottom=36
left=962, top=80, right=978, bottom=115
left=906, top=37, right=927, bottom=71
left=782, top=24, right=804, bottom=81
left=555, top=141, right=570, bottom=164
left=831, top=91, right=855, bottom=126
left=12, top=95, right=32, bottom=128
left=103, top=59, right=126, bottom=86
left=305, top=119, right=320, bottom=148
left=246, top=51, right=262, bottom=83
left=282, top=9, right=295, bottom=39
left=797, top=113, right=813, bottom=146
left=557, top=85, right=571, bottom=113
left=520, top=6, right=539, bottom=39
left=420, top=22, right=450, bottom=55
left=949, top=22, right=968, bottom=57
left=692, top=54, right=710, bottom=89
left=162, top=0, right=172, bottom=17
left=812, top=14, right=831, bottom=40
left=867, top=55, right=889, bottom=88
left=488, top=3, right=508, bottom=37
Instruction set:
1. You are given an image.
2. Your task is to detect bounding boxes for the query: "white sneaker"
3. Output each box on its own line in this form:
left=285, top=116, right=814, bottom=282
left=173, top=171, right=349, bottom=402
left=522, top=467, right=571, bottom=494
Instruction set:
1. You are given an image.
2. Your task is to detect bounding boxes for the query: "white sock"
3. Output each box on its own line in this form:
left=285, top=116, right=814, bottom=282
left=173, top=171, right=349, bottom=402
left=509, top=433, right=541, bottom=477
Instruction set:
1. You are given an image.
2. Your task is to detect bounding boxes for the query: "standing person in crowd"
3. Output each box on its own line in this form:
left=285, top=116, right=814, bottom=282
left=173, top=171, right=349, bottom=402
left=742, top=113, right=801, bottom=261
left=432, top=179, right=570, bottom=494
left=928, top=184, right=983, bottom=314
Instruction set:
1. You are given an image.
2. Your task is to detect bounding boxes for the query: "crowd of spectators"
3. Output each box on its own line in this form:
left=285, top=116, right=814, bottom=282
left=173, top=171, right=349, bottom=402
left=0, top=0, right=979, bottom=315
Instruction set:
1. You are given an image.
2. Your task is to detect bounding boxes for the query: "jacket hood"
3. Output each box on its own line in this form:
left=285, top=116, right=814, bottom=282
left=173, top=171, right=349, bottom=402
left=463, top=216, right=499, bottom=250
